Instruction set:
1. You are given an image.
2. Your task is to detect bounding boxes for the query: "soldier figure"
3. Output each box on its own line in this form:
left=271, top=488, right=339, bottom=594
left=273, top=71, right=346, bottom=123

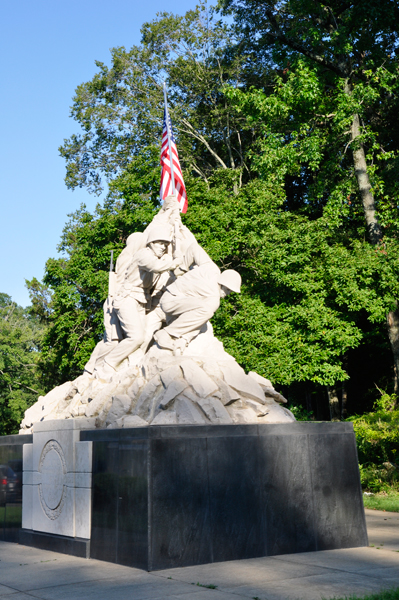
left=154, top=263, right=241, bottom=355
left=95, top=226, right=182, bottom=377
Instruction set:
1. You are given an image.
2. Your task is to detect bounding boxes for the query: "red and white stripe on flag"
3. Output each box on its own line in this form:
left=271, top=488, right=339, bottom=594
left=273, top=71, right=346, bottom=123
left=160, top=109, right=188, bottom=213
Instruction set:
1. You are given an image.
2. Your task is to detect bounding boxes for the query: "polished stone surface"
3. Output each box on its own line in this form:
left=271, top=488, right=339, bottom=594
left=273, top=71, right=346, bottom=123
left=19, top=529, right=90, bottom=558
left=0, top=509, right=397, bottom=600
left=90, top=438, right=148, bottom=569
left=151, top=436, right=211, bottom=569
left=206, top=434, right=264, bottom=563
left=1, top=422, right=367, bottom=570
left=86, top=422, right=367, bottom=570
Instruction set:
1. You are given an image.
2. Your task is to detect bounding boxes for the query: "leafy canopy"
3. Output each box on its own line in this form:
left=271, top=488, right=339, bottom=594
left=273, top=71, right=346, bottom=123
left=0, top=294, right=46, bottom=435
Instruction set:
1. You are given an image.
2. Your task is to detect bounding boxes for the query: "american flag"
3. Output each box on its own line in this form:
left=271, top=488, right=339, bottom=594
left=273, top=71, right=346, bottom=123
left=160, top=108, right=188, bottom=213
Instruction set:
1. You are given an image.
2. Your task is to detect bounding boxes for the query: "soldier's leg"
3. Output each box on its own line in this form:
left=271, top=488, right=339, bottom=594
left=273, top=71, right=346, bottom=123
left=83, top=340, right=103, bottom=374
left=141, top=306, right=166, bottom=353
left=160, top=293, right=219, bottom=340
left=103, top=297, right=146, bottom=370
left=92, top=340, right=119, bottom=369
left=85, top=339, right=121, bottom=373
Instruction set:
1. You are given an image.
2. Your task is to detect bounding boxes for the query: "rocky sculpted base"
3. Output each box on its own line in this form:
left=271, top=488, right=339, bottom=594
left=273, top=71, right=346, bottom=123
left=20, top=323, right=295, bottom=433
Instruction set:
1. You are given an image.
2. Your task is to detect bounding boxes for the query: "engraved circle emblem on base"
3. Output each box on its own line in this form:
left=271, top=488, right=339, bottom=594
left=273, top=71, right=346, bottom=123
left=39, top=440, right=67, bottom=520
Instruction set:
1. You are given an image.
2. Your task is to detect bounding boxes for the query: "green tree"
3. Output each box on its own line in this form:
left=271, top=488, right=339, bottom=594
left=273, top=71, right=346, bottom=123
left=0, top=293, right=46, bottom=434
left=224, top=62, right=399, bottom=320
left=219, top=0, right=399, bottom=393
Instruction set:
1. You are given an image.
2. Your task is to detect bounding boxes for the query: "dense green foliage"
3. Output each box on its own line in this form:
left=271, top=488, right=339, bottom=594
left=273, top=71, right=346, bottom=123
left=225, top=59, right=399, bottom=238
left=186, top=179, right=363, bottom=386
left=0, top=294, right=45, bottom=434
left=349, top=393, right=399, bottom=492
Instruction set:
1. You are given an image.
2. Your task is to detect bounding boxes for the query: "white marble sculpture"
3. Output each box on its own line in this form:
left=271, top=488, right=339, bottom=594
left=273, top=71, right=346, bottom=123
left=20, top=197, right=295, bottom=433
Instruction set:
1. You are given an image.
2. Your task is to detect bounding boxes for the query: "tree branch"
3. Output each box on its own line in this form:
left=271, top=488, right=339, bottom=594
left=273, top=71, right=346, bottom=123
left=179, top=118, right=229, bottom=169
left=264, top=8, right=349, bottom=78
left=12, top=381, right=41, bottom=395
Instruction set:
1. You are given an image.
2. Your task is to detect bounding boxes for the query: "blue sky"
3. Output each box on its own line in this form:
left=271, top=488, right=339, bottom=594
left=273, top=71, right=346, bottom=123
left=0, top=0, right=198, bottom=307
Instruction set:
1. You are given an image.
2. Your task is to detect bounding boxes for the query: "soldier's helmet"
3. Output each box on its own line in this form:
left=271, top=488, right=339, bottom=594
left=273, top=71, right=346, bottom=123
left=218, top=269, right=241, bottom=294
left=146, top=226, right=172, bottom=245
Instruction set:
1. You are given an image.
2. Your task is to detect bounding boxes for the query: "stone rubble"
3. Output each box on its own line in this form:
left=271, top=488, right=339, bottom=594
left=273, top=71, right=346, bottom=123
left=20, top=322, right=295, bottom=433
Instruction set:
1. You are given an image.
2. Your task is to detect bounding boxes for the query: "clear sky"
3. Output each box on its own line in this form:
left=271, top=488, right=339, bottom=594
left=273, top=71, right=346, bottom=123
left=0, top=0, right=198, bottom=307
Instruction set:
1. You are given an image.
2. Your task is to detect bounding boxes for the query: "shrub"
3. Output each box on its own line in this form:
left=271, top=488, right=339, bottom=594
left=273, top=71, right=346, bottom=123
left=288, top=404, right=314, bottom=421
left=348, top=393, right=399, bottom=492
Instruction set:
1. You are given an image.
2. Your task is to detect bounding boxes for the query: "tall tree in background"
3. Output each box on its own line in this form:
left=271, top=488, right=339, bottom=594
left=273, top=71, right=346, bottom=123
left=219, top=0, right=398, bottom=238
left=220, top=0, right=399, bottom=394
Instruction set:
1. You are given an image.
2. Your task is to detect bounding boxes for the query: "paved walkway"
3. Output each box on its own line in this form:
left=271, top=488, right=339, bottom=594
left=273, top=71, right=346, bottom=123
left=0, top=509, right=399, bottom=600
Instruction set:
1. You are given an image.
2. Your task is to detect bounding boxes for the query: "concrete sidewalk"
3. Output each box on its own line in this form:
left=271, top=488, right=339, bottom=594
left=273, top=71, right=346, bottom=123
left=0, top=509, right=398, bottom=600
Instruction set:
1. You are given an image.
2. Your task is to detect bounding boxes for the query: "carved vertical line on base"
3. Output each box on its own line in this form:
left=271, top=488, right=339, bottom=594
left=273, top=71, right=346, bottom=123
left=306, top=433, right=318, bottom=552
left=147, top=436, right=153, bottom=572
left=204, top=434, right=213, bottom=564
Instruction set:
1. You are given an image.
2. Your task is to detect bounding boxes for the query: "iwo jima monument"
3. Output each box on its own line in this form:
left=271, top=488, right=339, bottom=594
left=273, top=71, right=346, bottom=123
left=1, top=93, right=367, bottom=569
left=13, top=196, right=367, bottom=570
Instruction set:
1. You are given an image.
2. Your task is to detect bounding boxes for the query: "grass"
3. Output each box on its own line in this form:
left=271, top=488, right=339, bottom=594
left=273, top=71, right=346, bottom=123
left=325, top=588, right=399, bottom=600
left=363, top=491, right=399, bottom=512
left=0, top=505, right=22, bottom=526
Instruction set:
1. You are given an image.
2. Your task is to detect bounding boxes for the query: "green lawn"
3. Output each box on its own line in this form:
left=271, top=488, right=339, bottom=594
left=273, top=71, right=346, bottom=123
left=0, top=504, right=22, bottom=526
left=325, top=589, right=399, bottom=600
left=363, top=492, right=399, bottom=513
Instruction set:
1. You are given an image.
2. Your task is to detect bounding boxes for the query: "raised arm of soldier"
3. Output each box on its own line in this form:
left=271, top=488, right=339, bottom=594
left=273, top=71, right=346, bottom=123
left=145, top=195, right=197, bottom=257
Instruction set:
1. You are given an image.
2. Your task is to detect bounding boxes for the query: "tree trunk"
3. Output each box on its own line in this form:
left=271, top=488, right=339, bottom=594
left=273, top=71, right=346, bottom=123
left=344, top=81, right=382, bottom=245
left=387, top=309, right=399, bottom=394
left=327, top=386, right=340, bottom=421
left=350, top=113, right=383, bottom=245
left=341, top=354, right=348, bottom=420
left=341, top=382, right=348, bottom=420
left=344, top=82, right=399, bottom=391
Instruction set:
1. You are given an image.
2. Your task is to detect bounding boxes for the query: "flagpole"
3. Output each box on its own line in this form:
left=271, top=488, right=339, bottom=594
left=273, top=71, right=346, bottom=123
left=163, top=82, right=176, bottom=197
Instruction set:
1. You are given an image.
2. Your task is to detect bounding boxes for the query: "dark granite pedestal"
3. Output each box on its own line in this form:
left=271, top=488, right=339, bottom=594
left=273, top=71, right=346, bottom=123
left=19, top=529, right=90, bottom=558
left=81, top=422, right=368, bottom=571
